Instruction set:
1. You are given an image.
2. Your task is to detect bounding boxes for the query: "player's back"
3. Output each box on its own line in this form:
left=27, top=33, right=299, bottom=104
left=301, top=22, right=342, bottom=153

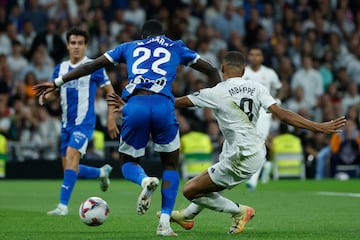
left=105, top=36, right=199, bottom=99
left=191, top=77, right=277, bottom=155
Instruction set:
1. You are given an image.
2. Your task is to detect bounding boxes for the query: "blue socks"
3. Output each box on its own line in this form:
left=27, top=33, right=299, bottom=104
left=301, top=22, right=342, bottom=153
left=121, top=162, right=148, bottom=186
left=77, top=164, right=100, bottom=179
left=121, top=162, right=180, bottom=215
left=161, top=170, right=180, bottom=215
left=60, top=169, right=77, bottom=205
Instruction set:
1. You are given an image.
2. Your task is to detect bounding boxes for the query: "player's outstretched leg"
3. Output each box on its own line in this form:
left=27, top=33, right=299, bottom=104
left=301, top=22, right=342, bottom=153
left=137, top=177, right=159, bottom=215
left=228, top=205, right=255, bottom=234
left=99, top=164, right=113, bottom=192
left=47, top=169, right=77, bottom=216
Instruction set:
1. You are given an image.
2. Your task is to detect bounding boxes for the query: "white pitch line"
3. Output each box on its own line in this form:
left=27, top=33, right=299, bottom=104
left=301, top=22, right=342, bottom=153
left=316, top=191, right=360, bottom=198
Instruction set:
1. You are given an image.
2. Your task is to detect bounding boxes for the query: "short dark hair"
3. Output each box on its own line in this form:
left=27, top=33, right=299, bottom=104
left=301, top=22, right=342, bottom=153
left=223, top=51, right=246, bottom=68
left=140, top=20, right=164, bottom=39
left=66, top=27, right=88, bottom=44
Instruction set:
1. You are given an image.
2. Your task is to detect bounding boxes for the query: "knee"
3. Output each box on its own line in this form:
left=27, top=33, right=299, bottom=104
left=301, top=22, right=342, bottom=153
left=182, top=181, right=195, bottom=201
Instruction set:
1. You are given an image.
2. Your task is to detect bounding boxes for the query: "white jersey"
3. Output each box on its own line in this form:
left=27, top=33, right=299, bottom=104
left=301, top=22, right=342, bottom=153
left=243, top=65, right=281, bottom=95
left=243, top=65, right=281, bottom=139
left=188, top=77, right=277, bottom=157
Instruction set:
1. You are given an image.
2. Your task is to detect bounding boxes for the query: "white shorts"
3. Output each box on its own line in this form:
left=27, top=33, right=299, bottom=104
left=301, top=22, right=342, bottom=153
left=208, top=145, right=266, bottom=188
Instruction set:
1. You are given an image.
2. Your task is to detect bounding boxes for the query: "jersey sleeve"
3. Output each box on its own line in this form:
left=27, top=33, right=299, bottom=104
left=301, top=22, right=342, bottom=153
left=187, top=87, right=218, bottom=109
left=177, top=40, right=200, bottom=66
left=258, top=85, right=277, bottom=111
left=104, top=43, right=127, bottom=65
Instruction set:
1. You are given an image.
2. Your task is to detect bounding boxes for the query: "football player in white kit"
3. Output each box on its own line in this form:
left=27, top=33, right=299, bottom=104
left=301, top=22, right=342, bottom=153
left=163, top=51, right=345, bottom=234
left=243, top=47, right=282, bottom=190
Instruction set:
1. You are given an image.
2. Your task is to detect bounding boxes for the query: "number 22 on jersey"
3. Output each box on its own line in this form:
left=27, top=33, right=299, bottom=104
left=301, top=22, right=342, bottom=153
left=132, top=47, right=171, bottom=75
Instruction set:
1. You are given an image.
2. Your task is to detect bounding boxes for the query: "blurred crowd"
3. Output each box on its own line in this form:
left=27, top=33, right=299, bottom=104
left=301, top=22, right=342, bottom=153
left=0, top=0, right=360, bottom=178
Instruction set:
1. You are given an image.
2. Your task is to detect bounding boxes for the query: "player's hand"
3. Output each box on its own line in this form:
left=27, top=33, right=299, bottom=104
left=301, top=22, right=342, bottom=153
left=33, top=82, right=57, bottom=105
left=320, top=116, right=346, bottom=133
left=107, top=119, right=119, bottom=139
left=106, top=93, right=125, bottom=112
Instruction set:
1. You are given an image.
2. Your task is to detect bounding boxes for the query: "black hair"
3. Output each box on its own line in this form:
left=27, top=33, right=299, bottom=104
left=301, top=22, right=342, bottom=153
left=223, top=51, right=246, bottom=68
left=66, top=27, right=89, bottom=44
left=140, top=20, right=164, bottom=39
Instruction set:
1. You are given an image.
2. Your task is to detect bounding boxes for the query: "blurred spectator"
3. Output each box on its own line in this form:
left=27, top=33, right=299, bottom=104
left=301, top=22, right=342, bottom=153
left=0, top=24, right=11, bottom=56
left=37, top=105, right=60, bottom=160
left=109, top=9, right=126, bottom=40
left=197, top=37, right=219, bottom=68
left=316, top=119, right=360, bottom=179
left=17, top=20, right=36, bottom=56
left=23, top=72, right=37, bottom=99
left=326, top=32, right=349, bottom=70
left=30, top=19, right=66, bottom=64
left=21, top=45, right=54, bottom=82
left=346, top=105, right=360, bottom=129
left=330, top=7, right=355, bottom=41
left=124, top=0, right=146, bottom=29
left=284, top=85, right=312, bottom=114
left=345, top=34, right=360, bottom=85
left=144, top=0, right=163, bottom=20
left=212, top=1, right=245, bottom=41
left=21, top=0, right=48, bottom=33
left=204, top=0, right=224, bottom=25
left=342, top=81, right=360, bottom=116
left=6, top=40, right=28, bottom=82
left=329, top=119, right=360, bottom=178
left=291, top=55, right=323, bottom=109
left=243, top=0, right=263, bottom=22
left=319, top=50, right=334, bottom=92
left=260, top=2, right=275, bottom=37
left=0, top=54, right=12, bottom=88
left=334, top=67, right=350, bottom=96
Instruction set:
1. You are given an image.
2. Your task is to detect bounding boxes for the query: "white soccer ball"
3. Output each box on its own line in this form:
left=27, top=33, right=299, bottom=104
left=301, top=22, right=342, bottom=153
left=79, top=196, right=110, bottom=226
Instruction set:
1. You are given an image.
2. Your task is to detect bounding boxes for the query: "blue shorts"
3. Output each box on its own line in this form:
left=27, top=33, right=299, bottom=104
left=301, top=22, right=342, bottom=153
left=119, top=94, right=180, bottom=158
left=60, top=125, right=94, bottom=157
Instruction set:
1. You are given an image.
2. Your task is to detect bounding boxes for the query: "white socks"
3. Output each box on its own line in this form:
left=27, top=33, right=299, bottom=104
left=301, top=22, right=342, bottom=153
left=191, top=192, right=240, bottom=215
left=159, top=213, right=170, bottom=225
left=184, top=203, right=204, bottom=219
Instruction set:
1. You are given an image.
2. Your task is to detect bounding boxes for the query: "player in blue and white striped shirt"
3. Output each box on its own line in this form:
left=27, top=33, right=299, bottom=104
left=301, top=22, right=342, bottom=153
left=34, top=20, right=220, bottom=236
left=44, top=28, right=119, bottom=216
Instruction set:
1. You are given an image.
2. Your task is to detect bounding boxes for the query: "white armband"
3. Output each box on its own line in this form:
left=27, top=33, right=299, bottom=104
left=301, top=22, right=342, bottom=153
left=54, top=76, right=65, bottom=87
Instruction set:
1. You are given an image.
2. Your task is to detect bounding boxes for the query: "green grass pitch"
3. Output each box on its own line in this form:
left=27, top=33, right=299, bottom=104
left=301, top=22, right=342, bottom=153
left=0, top=179, right=359, bottom=240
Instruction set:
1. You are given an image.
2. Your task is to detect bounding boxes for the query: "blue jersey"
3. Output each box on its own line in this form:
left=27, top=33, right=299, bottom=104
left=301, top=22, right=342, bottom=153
left=53, top=57, right=110, bottom=128
left=104, top=35, right=199, bottom=100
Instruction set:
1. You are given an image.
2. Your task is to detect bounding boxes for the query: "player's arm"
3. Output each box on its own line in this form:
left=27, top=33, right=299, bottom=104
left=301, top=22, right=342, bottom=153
left=33, top=56, right=112, bottom=96
left=102, top=84, right=119, bottom=139
left=190, top=58, right=221, bottom=87
left=268, top=104, right=346, bottom=134
left=175, top=96, right=195, bottom=108
left=62, top=56, right=111, bottom=83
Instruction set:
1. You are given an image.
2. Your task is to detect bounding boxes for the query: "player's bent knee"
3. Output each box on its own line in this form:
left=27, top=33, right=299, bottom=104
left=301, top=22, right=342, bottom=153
left=182, top=181, right=197, bottom=201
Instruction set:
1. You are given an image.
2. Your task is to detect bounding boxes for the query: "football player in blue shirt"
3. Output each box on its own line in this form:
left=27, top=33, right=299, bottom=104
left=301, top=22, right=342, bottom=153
left=41, top=27, right=119, bottom=216
left=34, top=20, right=221, bottom=236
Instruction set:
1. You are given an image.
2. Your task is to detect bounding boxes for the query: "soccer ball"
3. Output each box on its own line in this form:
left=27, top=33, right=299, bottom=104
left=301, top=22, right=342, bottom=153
left=79, top=196, right=110, bottom=226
